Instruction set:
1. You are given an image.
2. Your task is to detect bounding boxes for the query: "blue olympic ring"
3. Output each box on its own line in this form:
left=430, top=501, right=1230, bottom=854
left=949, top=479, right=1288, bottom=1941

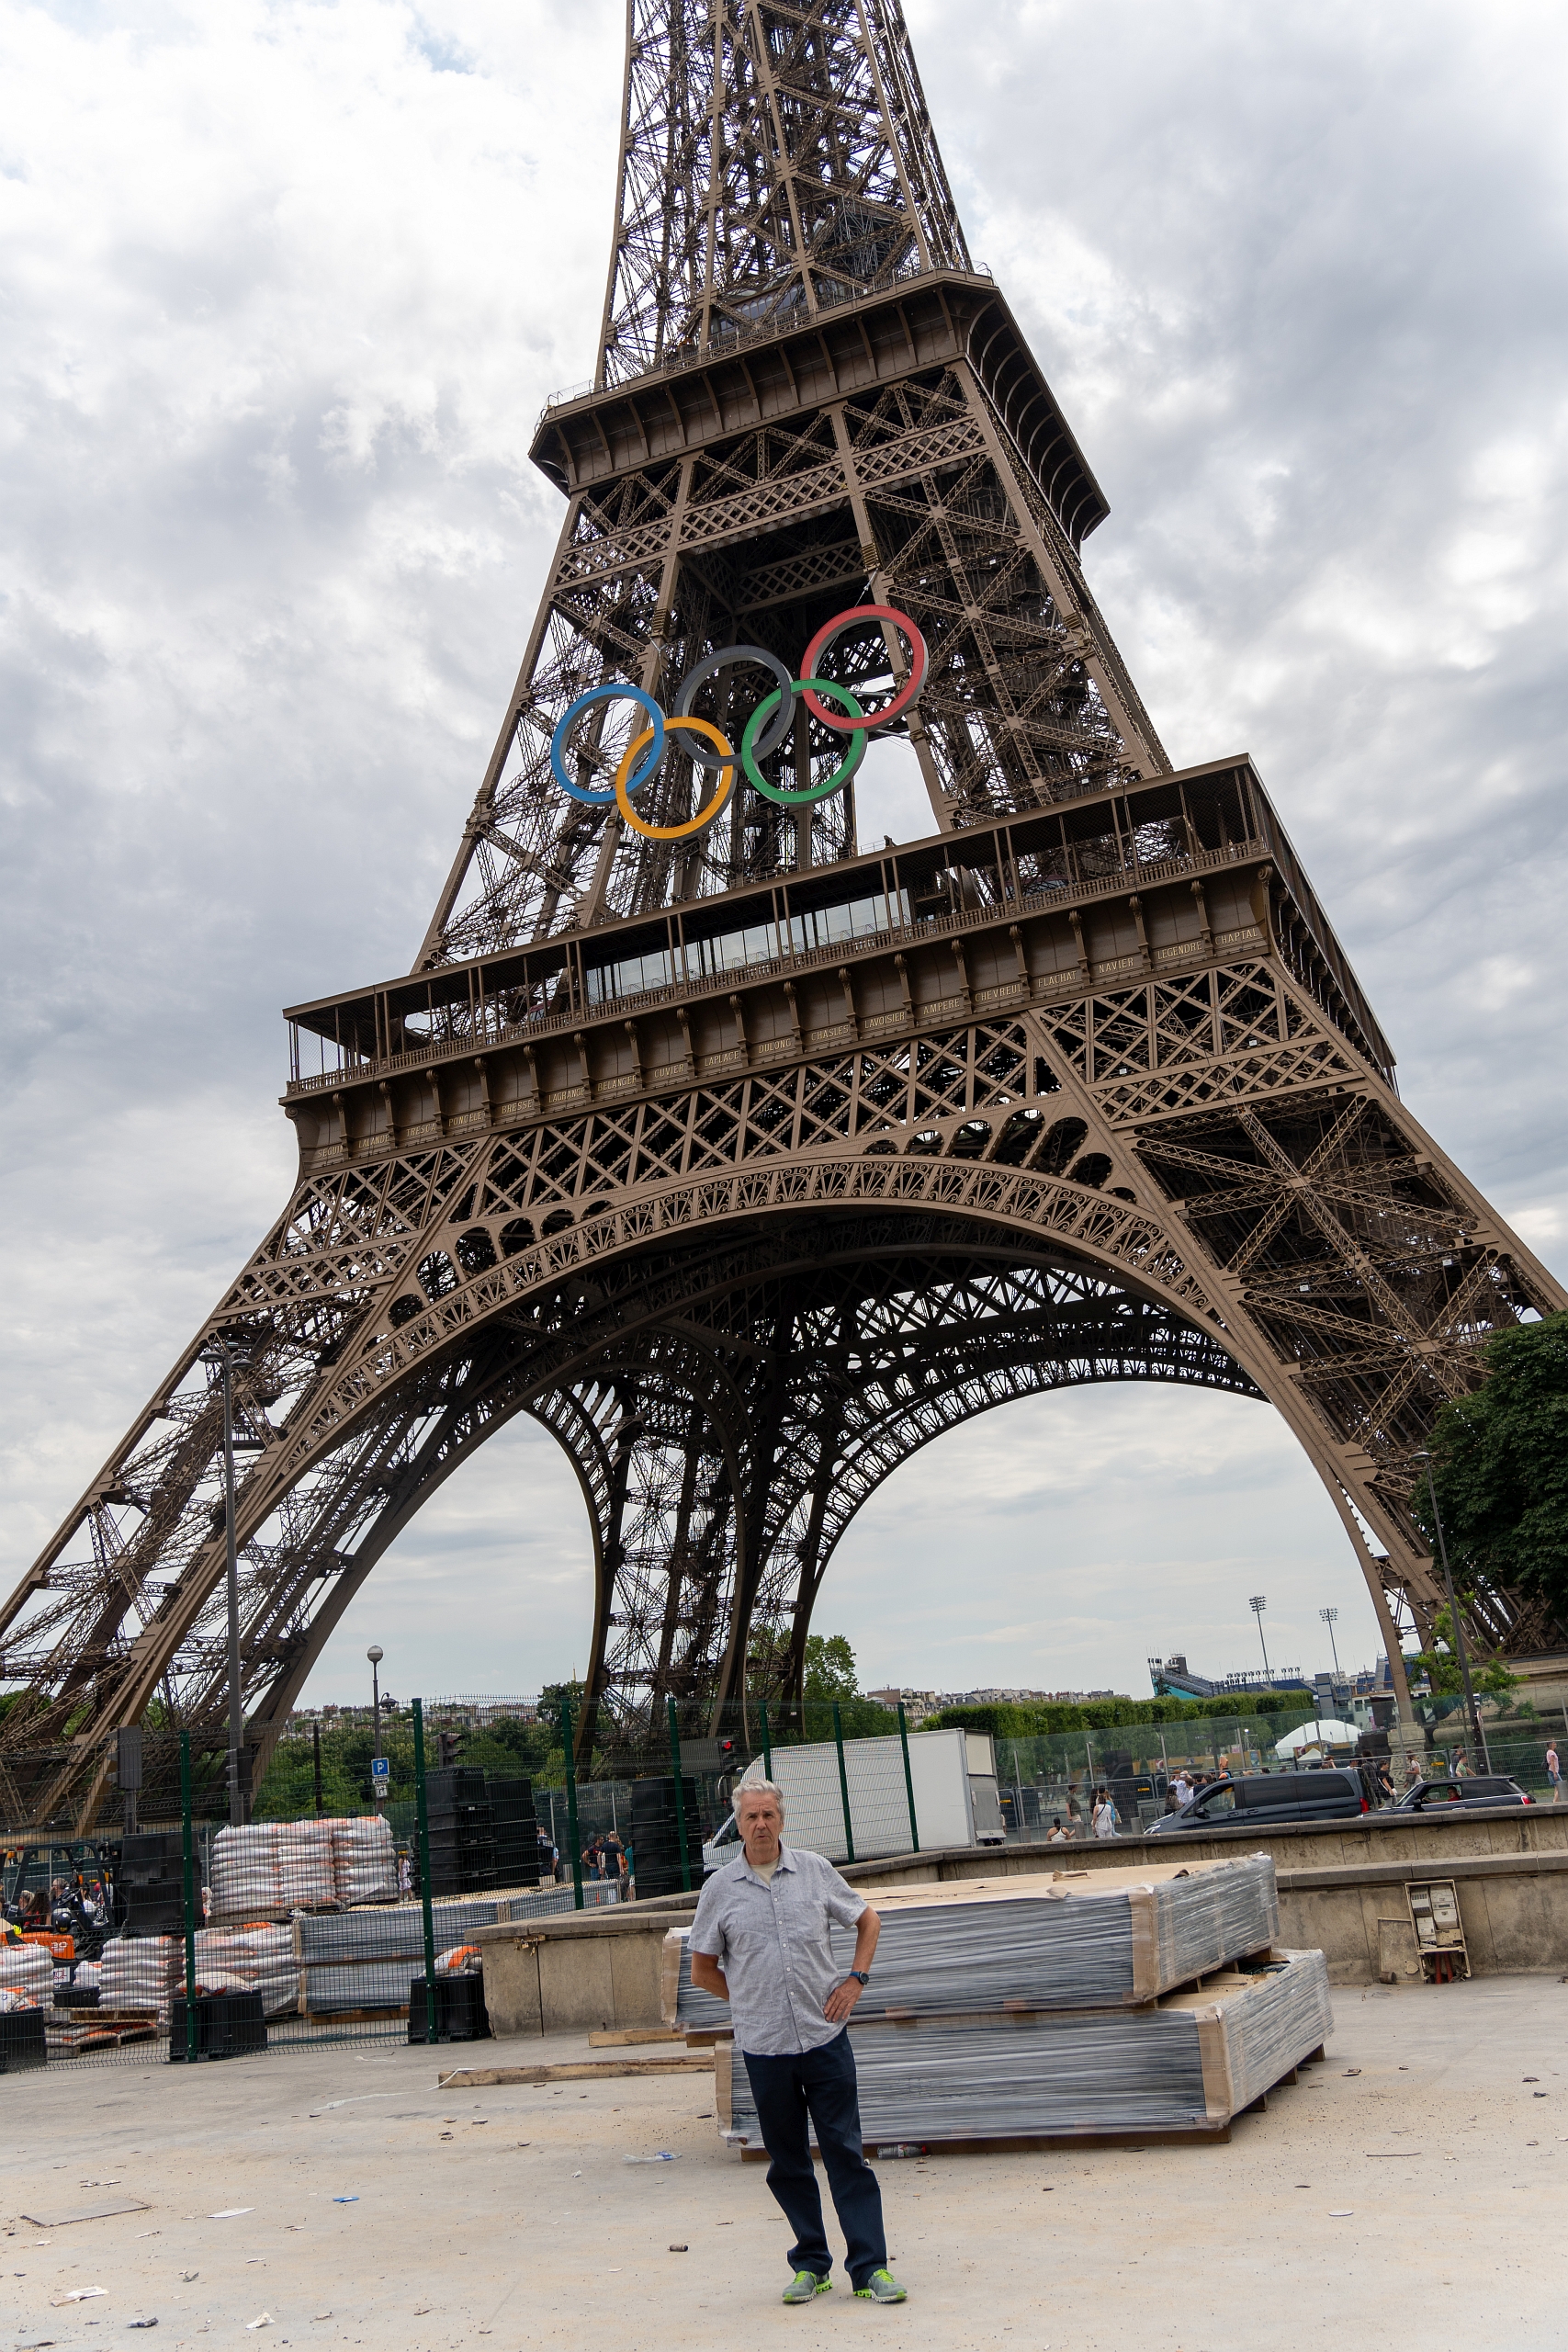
left=550, top=682, right=666, bottom=806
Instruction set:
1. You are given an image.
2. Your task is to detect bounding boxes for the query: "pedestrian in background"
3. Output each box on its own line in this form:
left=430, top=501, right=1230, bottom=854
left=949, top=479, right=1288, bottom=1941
left=1092, top=1787, right=1119, bottom=1839
left=1546, top=1742, right=1562, bottom=1803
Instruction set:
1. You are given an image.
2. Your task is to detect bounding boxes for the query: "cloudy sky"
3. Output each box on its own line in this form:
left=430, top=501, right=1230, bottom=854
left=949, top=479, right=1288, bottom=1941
left=4, top=0, right=1566, bottom=1711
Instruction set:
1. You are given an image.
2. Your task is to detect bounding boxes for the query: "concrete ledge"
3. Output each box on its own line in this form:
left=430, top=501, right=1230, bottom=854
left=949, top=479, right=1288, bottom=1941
left=474, top=1813, right=1568, bottom=2030
left=1277, top=1850, right=1568, bottom=1893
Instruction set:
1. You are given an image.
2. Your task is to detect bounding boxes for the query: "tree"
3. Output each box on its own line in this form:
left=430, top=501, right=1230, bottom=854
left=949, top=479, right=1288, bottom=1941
left=1421, top=1313, right=1568, bottom=1634
left=803, top=1634, right=859, bottom=1701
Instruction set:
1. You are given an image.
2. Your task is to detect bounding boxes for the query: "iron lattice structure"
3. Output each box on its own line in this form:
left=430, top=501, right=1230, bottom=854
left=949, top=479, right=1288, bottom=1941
left=4, top=0, right=1564, bottom=1827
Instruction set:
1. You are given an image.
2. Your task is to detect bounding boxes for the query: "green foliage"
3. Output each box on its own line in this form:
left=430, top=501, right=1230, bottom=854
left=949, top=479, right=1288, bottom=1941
left=802, top=1634, right=859, bottom=1701
left=1420, top=1313, right=1568, bottom=1630
left=1478, top=1653, right=1517, bottom=1698
left=251, top=1710, right=567, bottom=1819
left=927, top=1690, right=1307, bottom=1739
left=1407, top=1607, right=1464, bottom=1700
left=790, top=1696, right=898, bottom=1742
left=1408, top=1614, right=1527, bottom=1715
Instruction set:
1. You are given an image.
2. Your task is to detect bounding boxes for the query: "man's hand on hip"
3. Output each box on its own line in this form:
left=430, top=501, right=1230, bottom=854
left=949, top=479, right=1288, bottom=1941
left=822, top=1975, right=864, bottom=2025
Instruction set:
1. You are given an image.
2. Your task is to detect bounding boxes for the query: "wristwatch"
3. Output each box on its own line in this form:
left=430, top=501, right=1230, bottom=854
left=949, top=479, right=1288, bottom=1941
left=848, top=1970, right=870, bottom=1985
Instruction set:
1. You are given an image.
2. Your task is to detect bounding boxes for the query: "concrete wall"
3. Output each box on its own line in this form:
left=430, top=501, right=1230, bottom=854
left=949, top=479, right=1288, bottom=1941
left=1276, top=1854, right=1568, bottom=1984
left=472, top=1806, right=1568, bottom=2032
left=477, top=1909, right=671, bottom=2039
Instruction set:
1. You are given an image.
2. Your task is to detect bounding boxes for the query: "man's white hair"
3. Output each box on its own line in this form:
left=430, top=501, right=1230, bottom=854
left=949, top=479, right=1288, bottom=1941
left=732, top=1777, right=785, bottom=1818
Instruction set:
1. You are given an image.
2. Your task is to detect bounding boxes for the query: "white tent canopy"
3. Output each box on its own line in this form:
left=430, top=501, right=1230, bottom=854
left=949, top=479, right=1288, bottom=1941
left=1274, top=1719, right=1359, bottom=1757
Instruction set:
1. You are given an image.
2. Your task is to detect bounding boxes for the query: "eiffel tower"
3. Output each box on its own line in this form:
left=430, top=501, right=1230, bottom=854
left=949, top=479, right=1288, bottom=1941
left=5, top=0, right=1563, bottom=1832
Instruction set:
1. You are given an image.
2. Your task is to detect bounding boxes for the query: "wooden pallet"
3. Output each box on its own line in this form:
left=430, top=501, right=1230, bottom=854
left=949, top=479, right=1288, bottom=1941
left=46, top=2008, right=160, bottom=2054
left=437, top=2053, right=716, bottom=2089
left=732, top=2048, right=1328, bottom=2160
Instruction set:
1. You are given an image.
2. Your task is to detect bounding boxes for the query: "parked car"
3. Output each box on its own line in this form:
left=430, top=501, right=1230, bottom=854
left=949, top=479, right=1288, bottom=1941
left=1145, top=1767, right=1372, bottom=1836
left=1390, top=1774, right=1533, bottom=1811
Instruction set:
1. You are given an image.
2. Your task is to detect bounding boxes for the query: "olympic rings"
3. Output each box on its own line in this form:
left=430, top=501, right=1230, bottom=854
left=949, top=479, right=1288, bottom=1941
left=615, top=716, right=736, bottom=840
left=740, top=681, right=866, bottom=804
left=547, top=603, right=925, bottom=835
left=800, top=605, right=926, bottom=732
left=550, top=682, right=666, bottom=805
left=674, top=645, right=795, bottom=771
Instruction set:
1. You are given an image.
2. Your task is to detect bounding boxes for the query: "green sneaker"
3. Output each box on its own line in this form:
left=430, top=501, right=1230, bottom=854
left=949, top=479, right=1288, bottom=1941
left=782, top=2270, right=832, bottom=2305
left=854, top=2269, right=908, bottom=2304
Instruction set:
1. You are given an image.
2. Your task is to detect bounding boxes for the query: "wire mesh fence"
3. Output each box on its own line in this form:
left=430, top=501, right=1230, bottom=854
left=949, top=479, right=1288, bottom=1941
left=6, top=1685, right=1563, bottom=2077
left=0, top=1702, right=574, bottom=2074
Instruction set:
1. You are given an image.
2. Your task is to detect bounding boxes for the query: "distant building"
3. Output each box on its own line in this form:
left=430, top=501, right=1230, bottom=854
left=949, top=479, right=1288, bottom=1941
left=867, top=1688, right=939, bottom=1723
left=1149, top=1653, right=1311, bottom=1701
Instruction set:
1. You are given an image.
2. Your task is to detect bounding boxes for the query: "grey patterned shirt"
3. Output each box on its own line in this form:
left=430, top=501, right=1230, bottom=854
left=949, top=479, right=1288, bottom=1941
left=688, top=1844, right=868, bottom=2056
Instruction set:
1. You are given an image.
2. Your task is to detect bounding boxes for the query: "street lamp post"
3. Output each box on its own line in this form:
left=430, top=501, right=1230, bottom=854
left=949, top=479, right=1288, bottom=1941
left=1413, top=1451, right=1489, bottom=1772
left=1248, top=1595, right=1271, bottom=1686
left=1319, top=1606, right=1342, bottom=1711
left=367, top=1645, right=385, bottom=1804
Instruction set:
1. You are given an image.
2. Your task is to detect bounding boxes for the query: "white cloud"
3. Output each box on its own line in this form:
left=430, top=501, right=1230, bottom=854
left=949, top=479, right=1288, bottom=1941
left=5, top=0, right=1567, bottom=1704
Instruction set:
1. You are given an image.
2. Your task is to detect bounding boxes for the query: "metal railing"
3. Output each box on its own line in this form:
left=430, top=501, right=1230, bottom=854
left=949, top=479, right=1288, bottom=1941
left=535, top=262, right=996, bottom=432
left=284, top=837, right=1268, bottom=1101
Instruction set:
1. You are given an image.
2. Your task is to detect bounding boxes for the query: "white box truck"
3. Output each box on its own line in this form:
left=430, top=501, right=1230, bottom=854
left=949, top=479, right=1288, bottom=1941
left=702, top=1727, right=1005, bottom=1871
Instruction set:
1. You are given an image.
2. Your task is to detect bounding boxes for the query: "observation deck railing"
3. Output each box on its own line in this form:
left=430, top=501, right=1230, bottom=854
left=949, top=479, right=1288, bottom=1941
left=283, top=835, right=1267, bottom=1100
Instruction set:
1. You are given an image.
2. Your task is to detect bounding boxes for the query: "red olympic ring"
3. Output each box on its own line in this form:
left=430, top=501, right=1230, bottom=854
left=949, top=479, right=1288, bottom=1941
left=799, top=605, right=926, bottom=733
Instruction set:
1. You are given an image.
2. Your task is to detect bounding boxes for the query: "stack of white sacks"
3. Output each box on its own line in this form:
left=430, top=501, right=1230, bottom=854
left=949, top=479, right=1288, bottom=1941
left=333, top=1815, right=398, bottom=1905
left=209, top=1814, right=397, bottom=1918
left=276, top=1821, right=335, bottom=1909
left=100, top=1938, right=182, bottom=2025
left=210, top=1821, right=282, bottom=1916
left=0, top=1942, right=54, bottom=2011
left=193, top=1923, right=299, bottom=2017
left=89, top=1813, right=400, bottom=2030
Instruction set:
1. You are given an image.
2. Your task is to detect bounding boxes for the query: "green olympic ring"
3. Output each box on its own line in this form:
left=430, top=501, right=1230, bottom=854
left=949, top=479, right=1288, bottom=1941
left=739, top=679, right=867, bottom=804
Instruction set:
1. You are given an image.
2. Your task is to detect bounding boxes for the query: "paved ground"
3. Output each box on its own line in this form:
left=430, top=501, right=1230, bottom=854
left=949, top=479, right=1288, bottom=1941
left=3, top=1976, right=1565, bottom=2352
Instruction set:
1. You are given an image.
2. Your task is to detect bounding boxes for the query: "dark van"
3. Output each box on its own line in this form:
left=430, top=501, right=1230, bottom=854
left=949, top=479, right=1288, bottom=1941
left=1145, top=1768, right=1371, bottom=1836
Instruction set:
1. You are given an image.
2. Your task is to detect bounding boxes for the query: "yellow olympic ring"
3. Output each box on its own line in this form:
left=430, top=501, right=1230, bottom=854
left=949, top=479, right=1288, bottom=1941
left=614, top=715, right=735, bottom=839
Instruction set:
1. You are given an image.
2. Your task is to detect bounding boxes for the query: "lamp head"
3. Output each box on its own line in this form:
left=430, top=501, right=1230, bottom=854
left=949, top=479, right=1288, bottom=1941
left=367, top=1645, right=384, bottom=1666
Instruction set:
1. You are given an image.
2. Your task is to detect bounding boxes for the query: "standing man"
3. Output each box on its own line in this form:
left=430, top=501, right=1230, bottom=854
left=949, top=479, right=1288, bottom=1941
left=688, top=1781, right=906, bottom=2308
left=1546, top=1740, right=1562, bottom=1804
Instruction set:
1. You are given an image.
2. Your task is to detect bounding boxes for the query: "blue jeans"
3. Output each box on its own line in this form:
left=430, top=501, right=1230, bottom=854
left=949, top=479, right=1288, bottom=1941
left=741, top=2030, right=886, bottom=2288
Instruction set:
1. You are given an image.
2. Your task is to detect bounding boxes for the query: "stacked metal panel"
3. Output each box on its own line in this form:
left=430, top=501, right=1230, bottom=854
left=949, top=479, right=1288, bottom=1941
left=294, top=1880, right=619, bottom=2013
left=718, top=1951, right=1332, bottom=2146
left=664, top=1858, right=1280, bottom=2031
left=670, top=1857, right=1329, bottom=2146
